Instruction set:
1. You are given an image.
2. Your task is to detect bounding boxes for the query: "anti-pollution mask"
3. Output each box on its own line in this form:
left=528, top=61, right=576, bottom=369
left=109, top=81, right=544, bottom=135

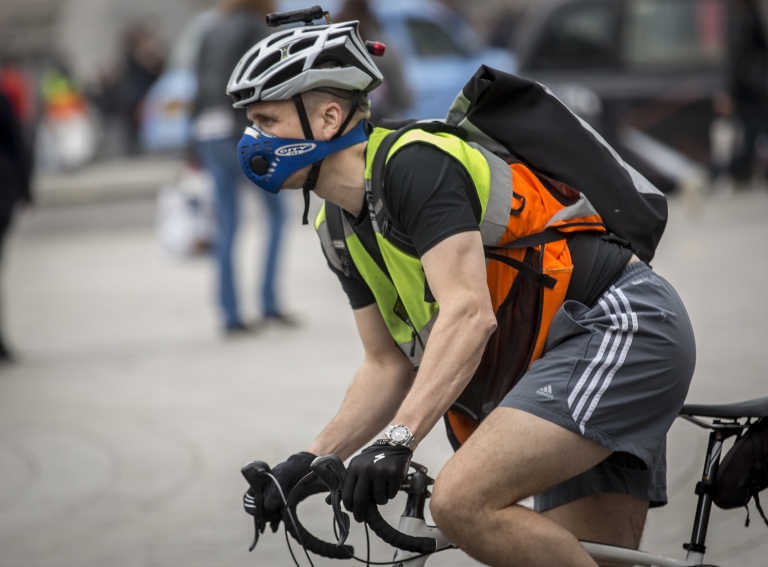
left=237, top=119, right=369, bottom=193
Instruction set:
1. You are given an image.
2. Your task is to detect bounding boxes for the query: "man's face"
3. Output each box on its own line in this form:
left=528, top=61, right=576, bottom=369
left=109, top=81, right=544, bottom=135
left=245, top=99, right=311, bottom=190
left=246, top=99, right=304, bottom=139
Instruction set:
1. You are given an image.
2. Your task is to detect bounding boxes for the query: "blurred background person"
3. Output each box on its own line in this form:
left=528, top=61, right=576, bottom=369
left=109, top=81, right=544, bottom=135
left=727, top=0, right=768, bottom=185
left=87, top=63, right=125, bottom=159
left=0, top=56, right=36, bottom=187
left=0, top=90, right=31, bottom=362
left=192, top=0, right=296, bottom=334
left=120, top=20, right=166, bottom=155
left=336, top=0, right=413, bottom=124
left=710, top=91, right=740, bottom=189
left=37, top=58, right=97, bottom=171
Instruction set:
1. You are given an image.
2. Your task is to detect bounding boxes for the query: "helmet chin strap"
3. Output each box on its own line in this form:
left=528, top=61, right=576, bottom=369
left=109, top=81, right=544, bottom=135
left=292, top=91, right=362, bottom=225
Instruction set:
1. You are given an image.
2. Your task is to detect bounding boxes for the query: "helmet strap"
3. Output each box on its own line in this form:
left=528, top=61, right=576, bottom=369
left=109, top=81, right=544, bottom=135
left=292, top=91, right=363, bottom=225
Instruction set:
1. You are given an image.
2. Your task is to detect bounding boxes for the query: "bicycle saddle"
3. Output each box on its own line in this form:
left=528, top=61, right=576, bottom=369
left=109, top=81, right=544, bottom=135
left=680, top=395, right=768, bottom=419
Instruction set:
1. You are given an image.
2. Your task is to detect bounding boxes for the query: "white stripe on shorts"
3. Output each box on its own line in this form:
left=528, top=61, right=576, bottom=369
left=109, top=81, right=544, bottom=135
left=577, top=287, right=638, bottom=433
left=571, top=294, right=627, bottom=426
left=567, top=292, right=621, bottom=409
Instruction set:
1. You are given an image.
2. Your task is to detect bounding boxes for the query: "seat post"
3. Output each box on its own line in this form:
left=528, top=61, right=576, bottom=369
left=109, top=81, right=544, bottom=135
left=683, top=425, right=738, bottom=565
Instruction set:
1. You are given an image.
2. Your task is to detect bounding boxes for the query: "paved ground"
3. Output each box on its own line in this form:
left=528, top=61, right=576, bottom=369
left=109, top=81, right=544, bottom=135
left=0, top=186, right=767, bottom=567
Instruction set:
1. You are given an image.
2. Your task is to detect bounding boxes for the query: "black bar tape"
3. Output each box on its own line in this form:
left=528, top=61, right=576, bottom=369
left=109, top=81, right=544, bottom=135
left=286, top=482, right=354, bottom=559
left=365, top=502, right=437, bottom=554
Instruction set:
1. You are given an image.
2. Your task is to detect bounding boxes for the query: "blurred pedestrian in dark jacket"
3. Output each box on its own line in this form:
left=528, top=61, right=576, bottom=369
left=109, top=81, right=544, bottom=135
left=121, top=21, right=165, bottom=154
left=727, top=0, right=768, bottom=182
left=0, top=91, right=31, bottom=361
left=0, top=58, right=36, bottom=190
left=337, top=0, right=412, bottom=124
left=193, top=0, right=296, bottom=333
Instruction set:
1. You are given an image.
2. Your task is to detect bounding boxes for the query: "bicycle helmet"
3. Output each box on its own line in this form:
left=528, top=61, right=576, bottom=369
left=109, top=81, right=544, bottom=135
left=227, top=20, right=383, bottom=223
left=227, top=21, right=382, bottom=106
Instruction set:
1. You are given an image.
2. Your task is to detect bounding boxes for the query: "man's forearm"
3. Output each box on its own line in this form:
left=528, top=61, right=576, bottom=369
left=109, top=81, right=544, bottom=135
left=393, top=304, right=496, bottom=446
left=308, top=355, right=414, bottom=460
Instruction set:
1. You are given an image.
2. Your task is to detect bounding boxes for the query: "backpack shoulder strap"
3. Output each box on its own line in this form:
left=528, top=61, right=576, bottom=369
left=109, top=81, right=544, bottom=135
left=324, top=201, right=362, bottom=282
left=369, top=121, right=467, bottom=257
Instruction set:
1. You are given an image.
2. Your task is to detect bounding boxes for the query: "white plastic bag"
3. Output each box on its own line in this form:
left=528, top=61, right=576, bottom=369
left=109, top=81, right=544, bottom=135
left=157, top=167, right=216, bottom=257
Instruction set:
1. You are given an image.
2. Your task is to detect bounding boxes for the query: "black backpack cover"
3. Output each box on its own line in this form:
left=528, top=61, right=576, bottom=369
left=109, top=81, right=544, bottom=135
left=445, top=66, right=668, bottom=263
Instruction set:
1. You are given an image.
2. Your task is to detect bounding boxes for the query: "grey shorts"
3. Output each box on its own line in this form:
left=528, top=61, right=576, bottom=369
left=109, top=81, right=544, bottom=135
left=499, top=261, right=696, bottom=511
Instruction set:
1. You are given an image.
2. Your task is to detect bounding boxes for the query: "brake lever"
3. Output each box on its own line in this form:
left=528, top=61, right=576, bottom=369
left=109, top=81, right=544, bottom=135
left=310, top=455, right=351, bottom=547
left=241, top=460, right=271, bottom=552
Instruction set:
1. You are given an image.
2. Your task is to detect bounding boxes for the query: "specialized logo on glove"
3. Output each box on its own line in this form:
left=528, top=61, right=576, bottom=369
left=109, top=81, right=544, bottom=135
left=343, top=444, right=413, bottom=523
left=275, top=143, right=317, bottom=157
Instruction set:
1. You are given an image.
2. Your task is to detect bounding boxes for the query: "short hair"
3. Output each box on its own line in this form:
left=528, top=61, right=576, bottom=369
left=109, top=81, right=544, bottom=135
left=302, top=87, right=371, bottom=120
left=300, top=61, right=370, bottom=125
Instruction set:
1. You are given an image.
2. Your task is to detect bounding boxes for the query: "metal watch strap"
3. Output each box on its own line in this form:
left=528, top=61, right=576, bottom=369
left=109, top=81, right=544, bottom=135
left=385, top=424, right=416, bottom=449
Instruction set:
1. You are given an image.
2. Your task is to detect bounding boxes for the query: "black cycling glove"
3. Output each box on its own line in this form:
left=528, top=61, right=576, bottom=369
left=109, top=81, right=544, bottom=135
left=342, top=444, right=412, bottom=523
left=244, top=451, right=316, bottom=532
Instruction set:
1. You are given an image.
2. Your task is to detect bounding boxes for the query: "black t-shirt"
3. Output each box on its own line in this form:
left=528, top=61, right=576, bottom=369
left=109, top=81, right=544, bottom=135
left=324, top=143, right=631, bottom=309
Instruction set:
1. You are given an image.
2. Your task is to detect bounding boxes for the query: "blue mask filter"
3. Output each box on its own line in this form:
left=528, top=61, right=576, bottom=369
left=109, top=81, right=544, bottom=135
left=237, top=119, right=369, bottom=193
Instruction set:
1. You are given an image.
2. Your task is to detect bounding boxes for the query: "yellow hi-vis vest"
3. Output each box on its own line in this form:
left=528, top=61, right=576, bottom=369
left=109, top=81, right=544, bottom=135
left=316, top=126, right=605, bottom=444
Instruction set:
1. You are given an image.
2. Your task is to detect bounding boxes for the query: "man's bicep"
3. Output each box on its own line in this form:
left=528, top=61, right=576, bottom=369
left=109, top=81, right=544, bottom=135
left=421, top=231, right=491, bottom=309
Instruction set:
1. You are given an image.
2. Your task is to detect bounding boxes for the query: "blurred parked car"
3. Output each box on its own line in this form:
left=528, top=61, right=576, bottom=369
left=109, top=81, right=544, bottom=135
left=140, top=0, right=516, bottom=151
left=515, top=0, right=729, bottom=191
left=139, top=10, right=218, bottom=152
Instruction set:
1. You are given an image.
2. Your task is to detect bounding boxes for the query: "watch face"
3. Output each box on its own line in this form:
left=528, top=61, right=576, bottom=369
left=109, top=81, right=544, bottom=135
left=389, top=425, right=409, bottom=444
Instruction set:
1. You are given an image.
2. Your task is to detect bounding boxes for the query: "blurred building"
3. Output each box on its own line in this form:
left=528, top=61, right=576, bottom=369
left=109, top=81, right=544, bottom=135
left=0, top=0, right=209, bottom=82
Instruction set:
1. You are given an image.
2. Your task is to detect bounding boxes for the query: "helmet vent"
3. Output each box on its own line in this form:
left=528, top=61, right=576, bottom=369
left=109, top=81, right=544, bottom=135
left=312, top=45, right=360, bottom=71
left=327, top=31, right=352, bottom=42
left=263, top=60, right=307, bottom=92
left=249, top=51, right=282, bottom=81
left=289, top=37, right=317, bottom=54
left=267, top=30, right=295, bottom=47
left=237, top=49, right=260, bottom=83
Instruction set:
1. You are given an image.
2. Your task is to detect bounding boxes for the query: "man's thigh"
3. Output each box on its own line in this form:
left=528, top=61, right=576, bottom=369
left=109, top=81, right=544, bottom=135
left=434, top=407, right=649, bottom=550
left=435, top=407, right=611, bottom=513
left=542, top=492, right=649, bottom=549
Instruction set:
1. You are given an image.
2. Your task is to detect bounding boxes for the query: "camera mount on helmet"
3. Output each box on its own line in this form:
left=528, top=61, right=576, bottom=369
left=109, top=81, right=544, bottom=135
left=265, top=5, right=332, bottom=28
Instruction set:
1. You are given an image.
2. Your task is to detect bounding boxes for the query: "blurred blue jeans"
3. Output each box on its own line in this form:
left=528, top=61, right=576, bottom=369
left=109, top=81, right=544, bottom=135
left=196, top=136, right=286, bottom=328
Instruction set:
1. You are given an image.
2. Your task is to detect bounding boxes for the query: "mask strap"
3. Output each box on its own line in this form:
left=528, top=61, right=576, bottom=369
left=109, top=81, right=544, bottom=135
left=332, top=91, right=362, bottom=140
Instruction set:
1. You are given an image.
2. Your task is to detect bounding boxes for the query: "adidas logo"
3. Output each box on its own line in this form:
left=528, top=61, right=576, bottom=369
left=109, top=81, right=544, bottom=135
left=536, top=385, right=554, bottom=399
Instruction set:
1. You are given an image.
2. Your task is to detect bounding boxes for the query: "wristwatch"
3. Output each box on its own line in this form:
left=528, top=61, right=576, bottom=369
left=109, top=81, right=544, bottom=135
left=379, top=424, right=416, bottom=449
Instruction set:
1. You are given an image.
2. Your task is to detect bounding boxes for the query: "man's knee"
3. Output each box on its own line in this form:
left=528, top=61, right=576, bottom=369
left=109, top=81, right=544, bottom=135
left=430, top=461, right=479, bottom=536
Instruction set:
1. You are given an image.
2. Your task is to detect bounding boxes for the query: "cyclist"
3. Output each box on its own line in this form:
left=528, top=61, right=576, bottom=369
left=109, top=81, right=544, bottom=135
left=230, top=20, right=696, bottom=567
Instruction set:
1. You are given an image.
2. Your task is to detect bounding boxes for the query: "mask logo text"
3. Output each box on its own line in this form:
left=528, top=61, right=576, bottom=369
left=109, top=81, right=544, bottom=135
left=275, top=143, right=317, bottom=157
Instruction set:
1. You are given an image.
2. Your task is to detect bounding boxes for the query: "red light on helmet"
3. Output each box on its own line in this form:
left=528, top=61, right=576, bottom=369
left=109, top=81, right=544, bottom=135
left=365, top=41, right=386, bottom=57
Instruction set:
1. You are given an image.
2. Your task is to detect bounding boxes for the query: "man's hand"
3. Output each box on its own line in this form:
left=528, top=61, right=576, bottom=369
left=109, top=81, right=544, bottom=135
left=342, top=444, right=412, bottom=522
left=244, top=452, right=316, bottom=532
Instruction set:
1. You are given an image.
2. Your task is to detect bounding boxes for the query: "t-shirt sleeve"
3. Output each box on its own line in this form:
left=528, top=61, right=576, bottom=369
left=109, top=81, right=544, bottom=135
left=320, top=250, right=376, bottom=310
left=384, top=143, right=481, bottom=257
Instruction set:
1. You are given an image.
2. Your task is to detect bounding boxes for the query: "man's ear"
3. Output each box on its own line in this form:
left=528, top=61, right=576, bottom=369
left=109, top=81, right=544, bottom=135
left=319, top=101, right=344, bottom=140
